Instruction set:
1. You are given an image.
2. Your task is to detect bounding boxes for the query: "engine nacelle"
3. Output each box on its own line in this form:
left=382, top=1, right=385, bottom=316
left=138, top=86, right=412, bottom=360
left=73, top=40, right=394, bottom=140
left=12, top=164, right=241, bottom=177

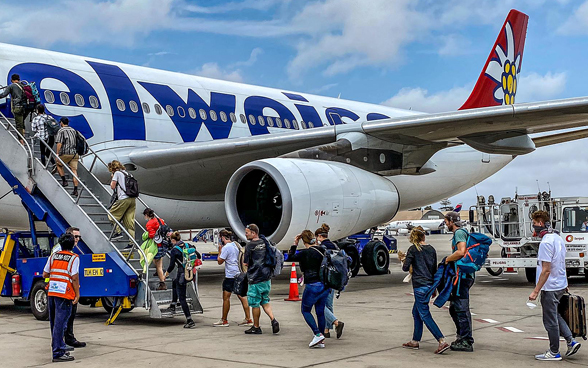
left=225, top=158, right=400, bottom=248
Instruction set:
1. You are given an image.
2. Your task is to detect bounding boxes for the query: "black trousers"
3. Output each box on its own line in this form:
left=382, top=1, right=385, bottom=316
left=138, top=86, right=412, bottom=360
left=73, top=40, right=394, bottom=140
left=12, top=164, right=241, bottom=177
left=64, top=302, right=77, bottom=345
left=40, top=135, right=55, bottom=166
left=172, top=276, right=191, bottom=320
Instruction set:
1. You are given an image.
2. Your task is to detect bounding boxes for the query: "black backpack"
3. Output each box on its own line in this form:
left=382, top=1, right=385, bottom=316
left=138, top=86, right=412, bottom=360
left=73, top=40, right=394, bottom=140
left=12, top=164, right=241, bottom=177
left=155, top=217, right=171, bottom=244
left=44, top=115, right=60, bottom=136
left=121, top=171, right=139, bottom=198
left=75, top=131, right=88, bottom=156
left=313, top=246, right=351, bottom=294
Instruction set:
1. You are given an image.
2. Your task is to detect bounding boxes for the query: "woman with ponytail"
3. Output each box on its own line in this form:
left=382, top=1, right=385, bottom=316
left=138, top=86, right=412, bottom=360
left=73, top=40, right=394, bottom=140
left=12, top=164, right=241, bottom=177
left=399, top=226, right=449, bottom=354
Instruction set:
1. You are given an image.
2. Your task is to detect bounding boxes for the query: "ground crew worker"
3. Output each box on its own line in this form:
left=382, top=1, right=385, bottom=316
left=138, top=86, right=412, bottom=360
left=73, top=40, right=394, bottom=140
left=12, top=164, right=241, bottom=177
left=43, top=233, right=80, bottom=362
left=51, top=227, right=86, bottom=349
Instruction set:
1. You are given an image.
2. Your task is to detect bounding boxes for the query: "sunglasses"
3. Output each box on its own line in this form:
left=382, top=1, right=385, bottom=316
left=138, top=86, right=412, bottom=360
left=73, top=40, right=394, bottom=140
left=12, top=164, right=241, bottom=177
left=74, top=235, right=82, bottom=239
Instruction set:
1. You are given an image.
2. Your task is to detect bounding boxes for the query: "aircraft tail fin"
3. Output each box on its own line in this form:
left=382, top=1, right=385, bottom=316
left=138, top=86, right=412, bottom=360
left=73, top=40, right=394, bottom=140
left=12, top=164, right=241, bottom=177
left=453, top=203, right=463, bottom=213
left=459, top=9, right=529, bottom=110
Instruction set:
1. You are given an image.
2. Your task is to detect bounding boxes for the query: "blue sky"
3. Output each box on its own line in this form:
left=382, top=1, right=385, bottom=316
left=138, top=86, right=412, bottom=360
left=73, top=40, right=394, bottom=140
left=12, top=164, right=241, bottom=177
left=1, top=0, right=587, bottom=209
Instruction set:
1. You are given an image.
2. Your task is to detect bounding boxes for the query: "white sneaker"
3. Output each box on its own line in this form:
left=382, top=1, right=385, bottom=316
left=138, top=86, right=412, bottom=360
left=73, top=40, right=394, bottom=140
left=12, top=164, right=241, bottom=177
left=238, top=318, right=253, bottom=327
left=535, top=351, right=562, bottom=361
left=312, top=343, right=325, bottom=349
left=213, top=319, right=229, bottom=327
left=309, top=334, right=325, bottom=348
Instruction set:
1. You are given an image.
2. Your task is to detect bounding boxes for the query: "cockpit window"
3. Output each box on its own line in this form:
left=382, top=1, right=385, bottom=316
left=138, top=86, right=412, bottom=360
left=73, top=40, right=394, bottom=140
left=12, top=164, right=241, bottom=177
left=563, top=206, right=588, bottom=233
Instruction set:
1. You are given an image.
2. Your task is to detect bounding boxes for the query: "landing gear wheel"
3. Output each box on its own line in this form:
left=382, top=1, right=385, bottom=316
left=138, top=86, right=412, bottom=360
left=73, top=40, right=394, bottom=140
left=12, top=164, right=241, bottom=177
left=345, top=246, right=361, bottom=278
left=101, top=297, right=134, bottom=314
left=30, top=281, right=49, bottom=321
left=361, top=240, right=390, bottom=275
left=525, top=267, right=536, bottom=283
left=486, top=267, right=503, bottom=276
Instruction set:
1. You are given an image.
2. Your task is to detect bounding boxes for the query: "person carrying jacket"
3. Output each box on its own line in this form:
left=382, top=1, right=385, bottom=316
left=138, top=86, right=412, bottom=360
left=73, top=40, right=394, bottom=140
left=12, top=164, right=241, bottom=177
left=144, top=208, right=167, bottom=290
left=164, top=231, right=195, bottom=328
left=315, top=223, right=345, bottom=340
left=399, top=226, right=449, bottom=355
left=288, top=230, right=331, bottom=349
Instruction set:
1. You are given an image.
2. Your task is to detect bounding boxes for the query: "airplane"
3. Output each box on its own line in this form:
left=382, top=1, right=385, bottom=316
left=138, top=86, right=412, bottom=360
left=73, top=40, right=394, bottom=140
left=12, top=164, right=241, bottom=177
left=1, top=9, right=588, bottom=260
left=387, top=203, right=462, bottom=234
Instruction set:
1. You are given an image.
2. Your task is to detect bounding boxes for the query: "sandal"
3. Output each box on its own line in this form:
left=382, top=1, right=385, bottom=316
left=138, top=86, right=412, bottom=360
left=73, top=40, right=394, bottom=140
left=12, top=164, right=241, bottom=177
left=435, top=342, right=450, bottom=354
left=402, top=341, right=420, bottom=349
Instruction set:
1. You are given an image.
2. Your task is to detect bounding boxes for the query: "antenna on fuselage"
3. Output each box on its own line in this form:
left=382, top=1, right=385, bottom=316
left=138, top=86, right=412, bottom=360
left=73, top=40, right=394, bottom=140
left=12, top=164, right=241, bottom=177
left=337, top=93, right=341, bottom=99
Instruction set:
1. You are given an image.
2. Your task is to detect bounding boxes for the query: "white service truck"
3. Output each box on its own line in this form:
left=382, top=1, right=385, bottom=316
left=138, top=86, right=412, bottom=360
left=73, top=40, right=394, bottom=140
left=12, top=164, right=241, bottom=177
left=469, top=192, right=588, bottom=282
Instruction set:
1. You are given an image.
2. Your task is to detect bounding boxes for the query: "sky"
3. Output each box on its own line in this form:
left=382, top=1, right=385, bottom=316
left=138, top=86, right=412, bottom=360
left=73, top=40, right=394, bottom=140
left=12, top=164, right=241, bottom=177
left=2, top=0, right=588, bottom=209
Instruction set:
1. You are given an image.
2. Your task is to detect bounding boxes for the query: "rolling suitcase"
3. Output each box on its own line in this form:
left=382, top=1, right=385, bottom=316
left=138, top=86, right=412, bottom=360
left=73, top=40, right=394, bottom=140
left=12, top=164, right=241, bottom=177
left=559, top=293, right=587, bottom=340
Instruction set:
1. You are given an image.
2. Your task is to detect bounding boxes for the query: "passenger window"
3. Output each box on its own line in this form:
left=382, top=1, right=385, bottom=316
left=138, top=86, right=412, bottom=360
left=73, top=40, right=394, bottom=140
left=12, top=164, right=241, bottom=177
left=177, top=106, right=186, bottom=118
left=276, top=117, right=282, bottom=128
left=142, top=102, right=151, bottom=114
left=308, top=121, right=314, bottom=128
left=230, top=112, right=237, bottom=123
left=166, top=105, right=174, bottom=116
left=188, top=108, right=197, bottom=119
left=249, top=114, right=256, bottom=125
left=116, top=99, right=125, bottom=111
left=74, top=94, right=84, bottom=107
left=60, top=92, right=70, bottom=106
left=199, top=109, right=207, bottom=120
left=89, top=95, right=99, bottom=108
left=240, top=114, right=247, bottom=124
left=154, top=104, right=163, bottom=115
left=284, top=119, right=291, bottom=128
left=44, top=90, right=55, bottom=104
left=258, top=115, right=265, bottom=126
left=267, top=116, right=274, bottom=127
left=220, top=111, right=227, bottom=122
left=210, top=110, right=218, bottom=121
left=299, top=120, right=305, bottom=129
left=129, top=100, right=139, bottom=113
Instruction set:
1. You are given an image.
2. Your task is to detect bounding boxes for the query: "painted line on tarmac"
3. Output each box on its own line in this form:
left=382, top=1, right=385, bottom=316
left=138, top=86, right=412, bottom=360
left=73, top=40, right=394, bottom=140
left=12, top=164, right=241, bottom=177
left=496, top=326, right=524, bottom=333
left=525, top=337, right=565, bottom=341
left=405, top=292, right=414, bottom=296
left=475, top=318, right=499, bottom=324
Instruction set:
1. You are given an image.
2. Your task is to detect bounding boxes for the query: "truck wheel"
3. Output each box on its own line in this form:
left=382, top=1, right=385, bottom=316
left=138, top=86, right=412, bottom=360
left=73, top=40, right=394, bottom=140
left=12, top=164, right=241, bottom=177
left=344, top=246, right=361, bottom=278
left=361, top=240, right=390, bottom=275
left=525, top=268, right=536, bottom=283
left=30, top=281, right=49, bottom=321
left=486, top=267, right=503, bottom=276
left=101, top=297, right=134, bottom=314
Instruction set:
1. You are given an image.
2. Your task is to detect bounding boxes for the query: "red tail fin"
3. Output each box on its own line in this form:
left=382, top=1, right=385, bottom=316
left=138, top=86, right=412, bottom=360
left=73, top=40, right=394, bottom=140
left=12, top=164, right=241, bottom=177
left=459, top=9, right=529, bottom=110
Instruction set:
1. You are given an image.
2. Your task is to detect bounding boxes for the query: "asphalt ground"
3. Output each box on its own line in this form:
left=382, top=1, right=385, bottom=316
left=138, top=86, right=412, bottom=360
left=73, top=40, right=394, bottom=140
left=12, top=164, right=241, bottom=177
left=1, top=234, right=587, bottom=367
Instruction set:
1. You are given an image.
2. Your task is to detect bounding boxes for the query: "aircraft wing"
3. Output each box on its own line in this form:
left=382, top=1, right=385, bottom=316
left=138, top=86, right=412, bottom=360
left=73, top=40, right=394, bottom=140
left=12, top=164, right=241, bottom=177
left=128, top=96, right=588, bottom=170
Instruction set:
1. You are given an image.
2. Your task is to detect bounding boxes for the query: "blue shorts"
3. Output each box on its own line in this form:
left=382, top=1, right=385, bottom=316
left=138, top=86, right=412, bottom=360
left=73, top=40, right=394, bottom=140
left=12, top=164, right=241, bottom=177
left=154, top=245, right=166, bottom=260
left=247, top=280, right=271, bottom=308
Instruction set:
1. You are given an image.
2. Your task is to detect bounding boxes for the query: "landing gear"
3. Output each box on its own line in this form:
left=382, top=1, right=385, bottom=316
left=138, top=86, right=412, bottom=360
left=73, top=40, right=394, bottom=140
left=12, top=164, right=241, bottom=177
left=361, top=240, right=390, bottom=275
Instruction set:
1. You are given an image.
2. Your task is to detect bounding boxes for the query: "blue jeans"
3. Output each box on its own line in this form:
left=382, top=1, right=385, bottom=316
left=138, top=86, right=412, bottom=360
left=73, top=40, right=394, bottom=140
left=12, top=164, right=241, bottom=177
left=301, top=282, right=330, bottom=335
left=325, top=289, right=337, bottom=330
left=48, top=296, right=72, bottom=359
left=412, top=286, right=444, bottom=341
left=449, top=276, right=474, bottom=344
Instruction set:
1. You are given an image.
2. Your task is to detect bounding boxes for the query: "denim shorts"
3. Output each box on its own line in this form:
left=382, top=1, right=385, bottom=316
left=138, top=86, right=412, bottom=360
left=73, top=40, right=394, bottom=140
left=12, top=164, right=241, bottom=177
left=154, top=245, right=166, bottom=260
left=247, top=280, right=271, bottom=308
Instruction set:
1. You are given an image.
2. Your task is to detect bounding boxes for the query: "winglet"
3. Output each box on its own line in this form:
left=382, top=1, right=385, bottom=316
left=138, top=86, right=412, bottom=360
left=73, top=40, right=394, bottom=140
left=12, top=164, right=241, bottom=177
left=459, top=9, right=529, bottom=110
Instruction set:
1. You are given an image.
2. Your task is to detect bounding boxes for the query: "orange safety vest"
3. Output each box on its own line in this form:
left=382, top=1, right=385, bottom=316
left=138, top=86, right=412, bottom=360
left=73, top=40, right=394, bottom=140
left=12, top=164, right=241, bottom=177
left=47, top=250, right=78, bottom=300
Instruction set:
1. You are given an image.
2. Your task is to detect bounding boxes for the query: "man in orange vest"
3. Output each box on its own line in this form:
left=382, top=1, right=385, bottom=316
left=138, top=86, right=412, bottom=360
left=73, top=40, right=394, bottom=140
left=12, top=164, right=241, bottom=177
left=43, top=233, right=80, bottom=362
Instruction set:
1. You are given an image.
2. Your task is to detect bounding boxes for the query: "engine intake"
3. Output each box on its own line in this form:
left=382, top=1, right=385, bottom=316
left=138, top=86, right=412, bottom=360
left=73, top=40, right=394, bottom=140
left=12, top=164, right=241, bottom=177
left=225, top=158, right=400, bottom=247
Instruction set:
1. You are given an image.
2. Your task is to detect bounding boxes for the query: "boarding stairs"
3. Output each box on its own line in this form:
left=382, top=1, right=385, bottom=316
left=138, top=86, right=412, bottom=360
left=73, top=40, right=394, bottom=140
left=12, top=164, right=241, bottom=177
left=0, top=112, right=202, bottom=319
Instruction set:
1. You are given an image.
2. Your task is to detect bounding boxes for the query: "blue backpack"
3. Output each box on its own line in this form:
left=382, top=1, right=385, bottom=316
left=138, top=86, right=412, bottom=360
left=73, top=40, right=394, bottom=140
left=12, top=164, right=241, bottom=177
left=455, top=229, right=492, bottom=274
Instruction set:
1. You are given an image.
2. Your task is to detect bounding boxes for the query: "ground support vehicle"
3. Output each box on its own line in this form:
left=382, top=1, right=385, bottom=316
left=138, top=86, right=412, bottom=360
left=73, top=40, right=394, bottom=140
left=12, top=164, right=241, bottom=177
left=335, top=228, right=397, bottom=277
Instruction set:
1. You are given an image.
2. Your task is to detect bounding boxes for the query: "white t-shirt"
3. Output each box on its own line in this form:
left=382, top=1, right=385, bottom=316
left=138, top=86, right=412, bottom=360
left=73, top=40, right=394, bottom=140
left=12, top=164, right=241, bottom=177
left=536, top=233, right=567, bottom=291
left=219, top=242, right=241, bottom=278
left=112, top=170, right=128, bottom=200
left=43, top=252, right=80, bottom=276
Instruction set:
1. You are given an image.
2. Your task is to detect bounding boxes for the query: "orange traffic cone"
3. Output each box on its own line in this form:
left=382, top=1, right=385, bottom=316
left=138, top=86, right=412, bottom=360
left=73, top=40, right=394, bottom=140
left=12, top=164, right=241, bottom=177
left=284, top=262, right=301, bottom=301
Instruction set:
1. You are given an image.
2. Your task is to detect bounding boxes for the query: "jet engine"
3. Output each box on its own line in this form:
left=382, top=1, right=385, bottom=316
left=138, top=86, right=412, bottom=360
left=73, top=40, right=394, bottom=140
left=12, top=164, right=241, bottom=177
left=225, top=158, right=400, bottom=249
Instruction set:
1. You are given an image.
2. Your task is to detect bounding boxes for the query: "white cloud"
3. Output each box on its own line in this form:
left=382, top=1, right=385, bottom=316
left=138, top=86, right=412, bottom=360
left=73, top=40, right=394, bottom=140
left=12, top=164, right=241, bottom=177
left=381, top=85, right=472, bottom=113
left=230, top=48, right=263, bottom=68
left=516, top=72, right=567, bottom=103
left=308, top=83, right=339, bottom=94
left=148, top=51, right=172, bottom=56
left=182, top=0, right=284, bottom=14
left=190, top=62, right=244, bottom=83
left=558, top=0, right=588, bottom=35
left=438, top=34, right=471, bottom=56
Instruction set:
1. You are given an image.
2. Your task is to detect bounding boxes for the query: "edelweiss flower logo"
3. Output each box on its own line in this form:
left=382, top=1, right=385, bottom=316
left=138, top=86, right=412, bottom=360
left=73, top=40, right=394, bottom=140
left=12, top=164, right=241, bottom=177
left=484, top=22, right=520, bottom=105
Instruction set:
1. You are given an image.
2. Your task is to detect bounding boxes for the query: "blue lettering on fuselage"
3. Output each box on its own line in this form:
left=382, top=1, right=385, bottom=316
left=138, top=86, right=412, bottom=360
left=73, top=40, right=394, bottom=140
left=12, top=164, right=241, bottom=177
left=283, top=92, right=325, bottom=128
left=244, top=96, right=297, bottom=136
left=367, top=113, right=390, bottom=121
left=138, top=82, right=235, bottom=142
left=325, top=107, right=359, bottom=125
left=6, top=63, right=97, bottom=138
left=87, top=61, right=145, bottom=141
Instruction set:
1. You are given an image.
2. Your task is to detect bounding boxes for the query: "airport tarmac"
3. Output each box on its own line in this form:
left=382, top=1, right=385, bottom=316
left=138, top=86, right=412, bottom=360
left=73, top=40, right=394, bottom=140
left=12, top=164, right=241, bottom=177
left=1, top=234, right=587, bottom=367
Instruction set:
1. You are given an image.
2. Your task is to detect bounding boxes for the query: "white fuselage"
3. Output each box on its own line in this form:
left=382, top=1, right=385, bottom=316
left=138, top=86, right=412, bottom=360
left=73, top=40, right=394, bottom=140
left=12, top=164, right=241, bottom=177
left=0, top=43, right=514, bottom=230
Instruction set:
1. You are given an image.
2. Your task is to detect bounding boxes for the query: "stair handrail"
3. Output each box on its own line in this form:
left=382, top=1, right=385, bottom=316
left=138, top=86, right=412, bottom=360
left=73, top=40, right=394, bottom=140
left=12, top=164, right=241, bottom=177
left=0, top=111, right=34, bottom=175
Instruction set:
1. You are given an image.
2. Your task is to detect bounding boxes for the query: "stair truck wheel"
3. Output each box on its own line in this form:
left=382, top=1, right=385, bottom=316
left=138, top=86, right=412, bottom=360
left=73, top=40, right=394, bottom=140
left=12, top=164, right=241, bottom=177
left=101, top=297, right=134, bottom=314
left=361, top=240, right=390, bottom=275
left=345, top=246, right=361, bottom=278
left=525, top=267, right=537, bottom=283
left=486, top=267, right=503, bottom=276
left=30, top=280, right=49, bottom=321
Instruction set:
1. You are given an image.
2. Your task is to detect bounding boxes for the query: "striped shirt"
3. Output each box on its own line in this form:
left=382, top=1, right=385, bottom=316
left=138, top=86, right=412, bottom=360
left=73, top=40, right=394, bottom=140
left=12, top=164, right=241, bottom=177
left=55, top=126, right=77, bottom=155
left=31, top=114, right=49, bottom=140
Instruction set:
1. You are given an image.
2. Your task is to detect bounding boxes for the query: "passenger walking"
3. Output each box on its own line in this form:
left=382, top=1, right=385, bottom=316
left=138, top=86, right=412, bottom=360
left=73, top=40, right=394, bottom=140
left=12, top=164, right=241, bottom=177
left=55, top=118, right=79, bottom=196
left=399, top=226, right=449, bottom=354
left=443, top=211, right=475, bottom=352
left=0, top=74, right=26, bottom=144
left=143, top=208, right=167, bottom=290
left=315, top=224, right=344, bottom=339
left=288, top=230, right=330, bottom=348
left=31, top=104, right=54, bottom=167
left=51, top=227, right=86, bottom=349
left=214, top=229, right=252, bottom=327
left=242, top=224, right=280, bottom=335
left=108, top=160, right=136, bottom=246
left=43, top=233, right=79, bottom=362
left=164, top=231, right=196, bottom=328
left=529, top=210, right=582, bottom=361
